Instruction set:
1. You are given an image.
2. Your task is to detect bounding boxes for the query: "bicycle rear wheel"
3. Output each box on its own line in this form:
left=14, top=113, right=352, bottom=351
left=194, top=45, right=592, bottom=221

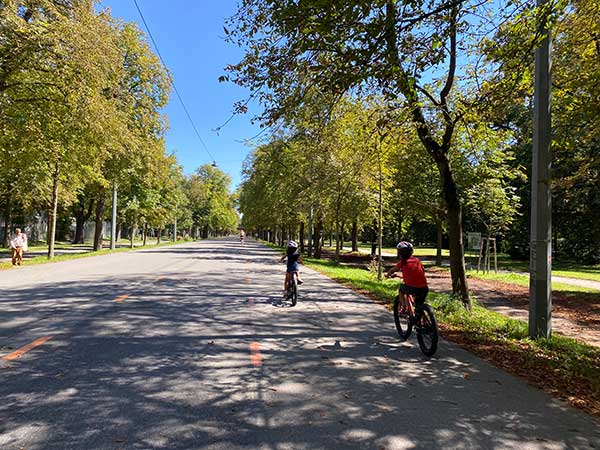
left=290, top=277, right=298, bottom=306
left=393, top=296, right=412, bottom=340
left=416, top=304, right=438, bottom=356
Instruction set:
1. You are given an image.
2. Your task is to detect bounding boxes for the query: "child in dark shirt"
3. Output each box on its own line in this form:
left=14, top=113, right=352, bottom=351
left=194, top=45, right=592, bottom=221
left=280, top=240, right=304, bottom=296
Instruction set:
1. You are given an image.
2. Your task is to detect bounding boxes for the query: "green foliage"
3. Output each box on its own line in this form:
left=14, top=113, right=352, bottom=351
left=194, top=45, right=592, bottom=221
left=185, top=164, right=238, bottom=236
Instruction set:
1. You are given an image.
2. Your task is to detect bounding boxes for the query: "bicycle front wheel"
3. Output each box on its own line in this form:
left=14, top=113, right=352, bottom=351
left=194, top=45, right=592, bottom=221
left=416, top=304, right=439, bottom=356
left=393, top=296, right=412, bottom=340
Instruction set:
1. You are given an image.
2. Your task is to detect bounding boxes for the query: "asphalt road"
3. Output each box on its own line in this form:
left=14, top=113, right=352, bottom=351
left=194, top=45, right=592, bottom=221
left=1, top=238, right=598, bottom=450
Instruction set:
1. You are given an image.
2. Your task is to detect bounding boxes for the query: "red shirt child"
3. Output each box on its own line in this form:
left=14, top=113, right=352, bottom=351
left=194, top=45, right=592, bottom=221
left=385, top=241, right=429, bottom=306
left=395, top=256, right=428, bottom=288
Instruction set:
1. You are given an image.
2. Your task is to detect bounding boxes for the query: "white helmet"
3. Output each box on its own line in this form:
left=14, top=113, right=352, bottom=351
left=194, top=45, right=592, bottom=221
left=396, top=241, right=414, bottom=257
left=287, top=240, right=299, bottom=248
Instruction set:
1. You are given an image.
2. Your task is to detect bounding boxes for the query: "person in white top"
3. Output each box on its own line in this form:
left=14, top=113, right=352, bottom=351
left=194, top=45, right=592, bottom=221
left=10, top=228, right=27, bottom=266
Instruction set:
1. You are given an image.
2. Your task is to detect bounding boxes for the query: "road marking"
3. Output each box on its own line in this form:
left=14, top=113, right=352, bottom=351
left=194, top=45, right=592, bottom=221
left=2, top=336, right=53, bottom=361
left=113, top=294, right=130, bottom=303
left=250, top=341, right=262, bottom=367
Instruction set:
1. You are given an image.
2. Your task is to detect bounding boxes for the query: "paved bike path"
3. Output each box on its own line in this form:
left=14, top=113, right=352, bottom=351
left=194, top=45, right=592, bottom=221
left=0, top=238, right=598, bottom=449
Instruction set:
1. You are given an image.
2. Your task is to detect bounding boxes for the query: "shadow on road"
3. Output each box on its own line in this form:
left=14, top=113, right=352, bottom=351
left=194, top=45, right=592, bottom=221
left=0, top=238, right=597, bottom=449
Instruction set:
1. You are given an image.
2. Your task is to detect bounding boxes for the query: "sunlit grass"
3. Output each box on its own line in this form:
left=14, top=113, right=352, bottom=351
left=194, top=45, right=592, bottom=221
left=467, top=270, right=600, bottom=293
left=0, top=239, right=193, bottom=270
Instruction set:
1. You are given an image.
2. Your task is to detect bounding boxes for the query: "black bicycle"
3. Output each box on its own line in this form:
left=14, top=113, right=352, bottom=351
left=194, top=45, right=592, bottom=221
left=285, top=272, right=299, bottom=306
left=393, top=291, right=438, bottom=356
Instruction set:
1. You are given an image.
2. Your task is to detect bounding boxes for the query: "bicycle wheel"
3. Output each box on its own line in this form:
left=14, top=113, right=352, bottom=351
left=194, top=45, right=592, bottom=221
left=416, top=304, right=439, bottom=356
left=290, top=277, right=298, bottom=306
left=393, top=296, right=412, bottom=340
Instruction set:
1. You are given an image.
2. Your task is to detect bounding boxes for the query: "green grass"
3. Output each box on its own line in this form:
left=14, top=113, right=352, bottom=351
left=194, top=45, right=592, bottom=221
left=301, top=257, right=600, bottom=403
left=553, top=267, right=600, bottom=283
left=430, top=296, right=600, bottom=387
left=328, top=241, right=600, bottom=283
left=0, top=239, right=193, bottom=270
left=467, top=270, right=600, bottom=293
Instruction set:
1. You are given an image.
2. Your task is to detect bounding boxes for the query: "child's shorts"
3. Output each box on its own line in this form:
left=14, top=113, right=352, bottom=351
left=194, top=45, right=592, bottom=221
left=400, top=284, right=429, bottom=306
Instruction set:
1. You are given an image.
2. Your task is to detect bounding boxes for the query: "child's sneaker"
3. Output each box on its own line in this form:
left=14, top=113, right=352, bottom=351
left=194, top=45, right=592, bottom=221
left=297, top=278, right=304, bottom=285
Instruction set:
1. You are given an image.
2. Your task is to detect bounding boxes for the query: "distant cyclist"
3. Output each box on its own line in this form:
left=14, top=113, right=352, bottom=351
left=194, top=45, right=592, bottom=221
left=239, top=229, right=245, bottom=243
left=279, top=240, right=304, bottom=297
left=385, top=241, right=428, bottom=318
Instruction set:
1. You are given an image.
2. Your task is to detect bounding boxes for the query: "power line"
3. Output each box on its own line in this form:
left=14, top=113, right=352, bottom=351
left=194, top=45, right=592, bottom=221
left=131, top=0, right=216, bottom=164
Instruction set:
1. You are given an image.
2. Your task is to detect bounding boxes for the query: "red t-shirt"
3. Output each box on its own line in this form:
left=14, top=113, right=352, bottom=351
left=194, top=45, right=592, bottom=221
left=395, top=256, right=428, bottom=288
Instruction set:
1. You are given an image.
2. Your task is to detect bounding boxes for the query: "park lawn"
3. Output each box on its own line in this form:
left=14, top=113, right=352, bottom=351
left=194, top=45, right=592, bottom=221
left=328, top=243, right=600, bottom=283
left=0, top=241, right=90, bottom=255
left=0, top=239, right=193, bottom=270
left=467, top=270, right=600, bottom=294
left=303, top=257, right=600, bottom=417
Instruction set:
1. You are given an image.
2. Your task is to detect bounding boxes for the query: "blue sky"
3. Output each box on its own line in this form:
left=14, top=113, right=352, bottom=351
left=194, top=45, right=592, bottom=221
left=98, top=0, right=261, bottom=187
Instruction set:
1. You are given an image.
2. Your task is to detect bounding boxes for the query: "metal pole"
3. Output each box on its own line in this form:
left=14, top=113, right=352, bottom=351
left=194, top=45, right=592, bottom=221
left=110, top=182, right=117, bottom=250
left=307, top=205, right=313, bottom=257
left=377, top=151, right=383, bottom=281
left=529, top=0, right=552, bottom=339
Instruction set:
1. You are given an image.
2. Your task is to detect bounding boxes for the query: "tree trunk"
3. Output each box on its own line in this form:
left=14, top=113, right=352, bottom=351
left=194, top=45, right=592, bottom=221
left=314, top=219, right=323, bottom=259
left=435, top=154, right=470, bottom=306
left=157, top=228, right=161, bottom=245
left=47, top=170, right=60, bottom=259
left=396, top=209, right=403, bottom=259
left=93, top=191, right=106, bottom=251
left=300, top=222, right=305, bottom=253
left=351, top=220, right=358, bottom=252
left=130, top=225, right=137, bottom=249
left=143, top=223, right=148, bottom=246
left=73, top=197, right=94, bottom=244
left=3, top=185, right=13, bottom=248
left=335, top=220, right=341, bottom=263
left=371, top=219, right=377, bottom=257
left=436, top=222, right=443, bottom=266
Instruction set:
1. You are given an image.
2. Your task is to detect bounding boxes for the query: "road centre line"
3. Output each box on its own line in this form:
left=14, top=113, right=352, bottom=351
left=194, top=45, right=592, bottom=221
left=250, top=341, right=262, bottom=367
left=2, top=336, right=53, bottom=361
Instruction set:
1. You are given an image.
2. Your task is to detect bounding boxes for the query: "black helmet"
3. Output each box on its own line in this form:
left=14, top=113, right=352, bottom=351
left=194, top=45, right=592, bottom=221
left=396, top=241, right=414, bottom=258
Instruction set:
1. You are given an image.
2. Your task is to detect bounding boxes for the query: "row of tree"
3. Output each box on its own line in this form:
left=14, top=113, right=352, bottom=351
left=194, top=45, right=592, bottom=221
left=0, top=1, right=238, bottom=253
left=228, top=0, right=600, bottom=307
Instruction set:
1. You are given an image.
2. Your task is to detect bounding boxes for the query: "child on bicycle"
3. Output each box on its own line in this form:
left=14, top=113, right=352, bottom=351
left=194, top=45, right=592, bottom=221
left=385, top=241, right=429, bottom=318
left=280, top=240, right=304, bottom=296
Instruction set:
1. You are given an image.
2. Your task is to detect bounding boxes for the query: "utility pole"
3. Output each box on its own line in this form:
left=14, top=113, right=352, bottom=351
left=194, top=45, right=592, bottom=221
left=173, top=207, right=177, bottom=242
left=529, top=0, right=552, bottom=338
left=307, top=205, right=313, bottom=257
left=377, top=149, right=383, bottom=281
left=110, top=183, right=117, bottom=250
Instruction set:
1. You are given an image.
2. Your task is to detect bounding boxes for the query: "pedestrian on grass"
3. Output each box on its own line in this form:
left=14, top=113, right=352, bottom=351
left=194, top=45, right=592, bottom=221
left=10, top=228, right=27, bottom=266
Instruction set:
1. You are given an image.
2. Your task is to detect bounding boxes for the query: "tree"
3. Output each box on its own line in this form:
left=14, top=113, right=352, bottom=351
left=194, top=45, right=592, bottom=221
left=225, top=0, right=528, bottom=305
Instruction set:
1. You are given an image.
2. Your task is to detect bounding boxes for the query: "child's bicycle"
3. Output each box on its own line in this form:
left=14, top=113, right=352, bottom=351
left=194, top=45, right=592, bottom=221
left=285, top=272, right=299, bottom=306
left=393, top=290, right=439, bottom=357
